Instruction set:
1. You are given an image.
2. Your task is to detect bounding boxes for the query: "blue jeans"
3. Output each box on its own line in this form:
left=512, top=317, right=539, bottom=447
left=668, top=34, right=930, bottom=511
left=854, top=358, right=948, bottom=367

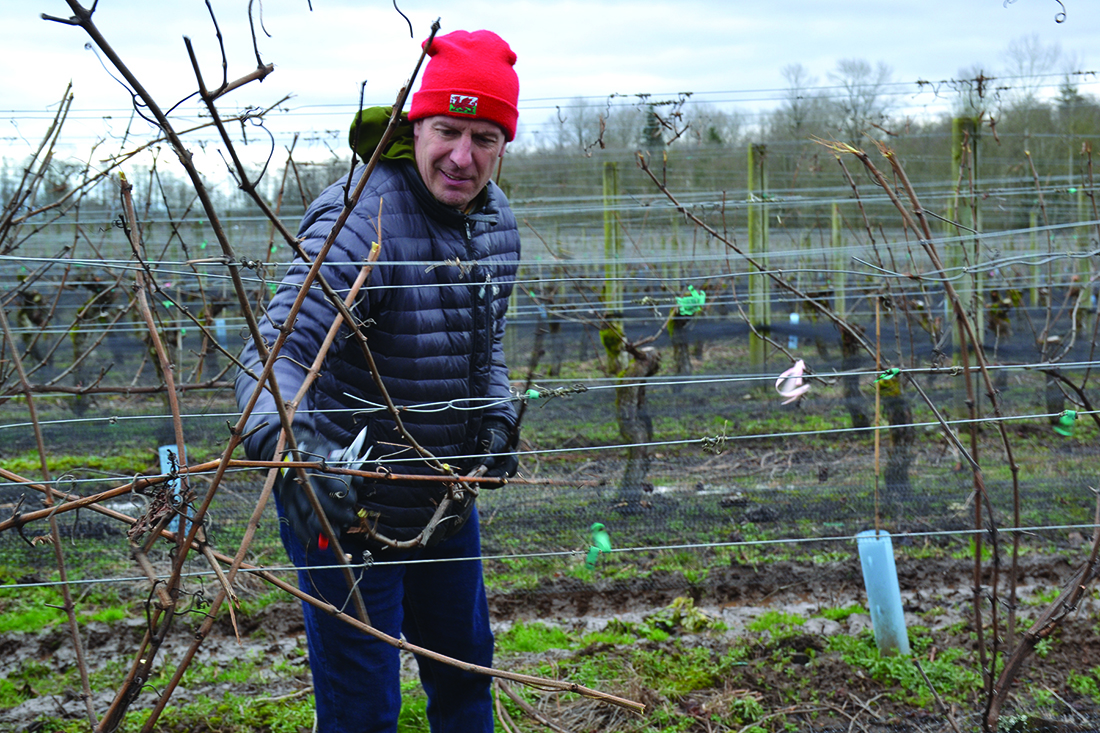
left=276, top=499, right=495, bottom=733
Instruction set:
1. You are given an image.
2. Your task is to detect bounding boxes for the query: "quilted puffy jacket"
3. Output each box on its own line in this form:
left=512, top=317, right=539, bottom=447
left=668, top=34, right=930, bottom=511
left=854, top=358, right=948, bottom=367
left=234, top=157, right=520, bottom=545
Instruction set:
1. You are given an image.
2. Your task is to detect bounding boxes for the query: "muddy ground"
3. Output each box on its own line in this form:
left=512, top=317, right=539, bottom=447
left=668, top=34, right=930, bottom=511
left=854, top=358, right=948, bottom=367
left=3, top=550, right=1099, bottom=732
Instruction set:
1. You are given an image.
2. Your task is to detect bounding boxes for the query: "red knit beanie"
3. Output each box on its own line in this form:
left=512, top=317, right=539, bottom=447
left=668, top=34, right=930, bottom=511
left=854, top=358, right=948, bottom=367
left=408, top=30, right=519, bottom=141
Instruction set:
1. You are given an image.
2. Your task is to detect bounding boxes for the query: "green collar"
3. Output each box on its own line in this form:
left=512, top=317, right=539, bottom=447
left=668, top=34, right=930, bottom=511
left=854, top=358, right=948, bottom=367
left=349, top=106, right=494, bottom=214
left=348, top=106, right=415, bottom=164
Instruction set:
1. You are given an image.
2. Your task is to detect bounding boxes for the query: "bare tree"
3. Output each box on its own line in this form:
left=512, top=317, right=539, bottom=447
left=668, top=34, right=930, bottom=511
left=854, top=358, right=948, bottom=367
left=685, top=104, right=744, bottom=147
left=608, top=105, right=645, bottom=150
left=1002, top=34, right=1062, bottom=109
left=554, top=96, right=603, bottom=151
left=1054, top=53, right=1100, bottom=136
left=777, top=63, right=830, bottom=138
left=828, top=58, right=895, bottom=142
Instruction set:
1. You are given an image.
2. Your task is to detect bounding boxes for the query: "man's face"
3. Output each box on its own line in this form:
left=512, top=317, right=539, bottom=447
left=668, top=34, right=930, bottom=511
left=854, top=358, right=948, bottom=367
left=413, top=116, right=507, bottom=210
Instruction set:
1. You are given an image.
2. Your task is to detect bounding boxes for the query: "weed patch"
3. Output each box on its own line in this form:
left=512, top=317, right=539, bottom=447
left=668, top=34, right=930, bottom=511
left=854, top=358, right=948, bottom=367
left=827, top=629, right=980, bottom=707
left=498, top=620, right=574, bottom=653
left=816, top=604, right=864, bottom=622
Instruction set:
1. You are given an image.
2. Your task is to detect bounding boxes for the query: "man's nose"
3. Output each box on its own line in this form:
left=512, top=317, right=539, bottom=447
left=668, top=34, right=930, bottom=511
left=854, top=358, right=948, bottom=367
left=449, top=134, right=474, bottom=168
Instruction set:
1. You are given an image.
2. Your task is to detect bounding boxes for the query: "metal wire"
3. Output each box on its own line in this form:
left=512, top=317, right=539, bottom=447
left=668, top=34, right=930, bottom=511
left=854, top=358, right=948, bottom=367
left=2, top=521, right=1096, bottom=590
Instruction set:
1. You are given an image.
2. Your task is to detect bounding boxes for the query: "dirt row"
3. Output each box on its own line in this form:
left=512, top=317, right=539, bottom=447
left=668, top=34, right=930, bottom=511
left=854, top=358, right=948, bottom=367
left=3, top=551, right=1098, bottom=731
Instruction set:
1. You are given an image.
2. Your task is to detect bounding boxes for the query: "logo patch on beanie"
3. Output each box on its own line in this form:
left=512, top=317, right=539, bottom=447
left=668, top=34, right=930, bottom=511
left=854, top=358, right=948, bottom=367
left=449, top=94, right=479, bottom=115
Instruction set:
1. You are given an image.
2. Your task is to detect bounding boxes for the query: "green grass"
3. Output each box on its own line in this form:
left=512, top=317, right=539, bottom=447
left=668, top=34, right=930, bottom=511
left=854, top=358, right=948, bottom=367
left=0, top=597, right=66, bottom=633
left=5, top=578, right=1080, bottom=733
left=1067, top=667, right=1100, bottom=703
left=397, top=679, right=430, bottom=732
left=595, top=596, right=726, bottom=644
left=39, top=691, right=318, bottom=733
left=88, top=606, right=128, bottom=624
left=495, top=600, right=797, bottom=731
left=899, top=541, right=949, bottom=560
left=12, top=647, right=315, bottom=733
left=578, top=626, right=638, bottom=647
left=0, top=447, right=162, bottom=478
left=703, top=406, right=856, bottom=450
left=498, top=620, right=575, bottom=653
left=827, top=628, right=981, bottom=707
left=0, top=584, right=134, bottom=633
left=816, top=603, right=865, bottom=622
left=632, top=644, right=726, bottom=695
left=950, top=537, right=993, bottom=562
left=1022, top=586, right=1061, bottom=607
left=1, top=660, right=53, bottom=709
left=238, top=588, right=293, bottom=616
left=748, top=610, right=805, bottom=634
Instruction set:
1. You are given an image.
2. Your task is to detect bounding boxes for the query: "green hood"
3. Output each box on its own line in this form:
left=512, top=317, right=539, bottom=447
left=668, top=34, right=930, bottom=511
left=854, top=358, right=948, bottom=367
left=349, top=106, right=415, bottom=164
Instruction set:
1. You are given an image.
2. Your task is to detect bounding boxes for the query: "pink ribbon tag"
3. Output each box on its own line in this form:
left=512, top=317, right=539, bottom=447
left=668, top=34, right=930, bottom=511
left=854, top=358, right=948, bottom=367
left=775, top=359, right=810, bottom=405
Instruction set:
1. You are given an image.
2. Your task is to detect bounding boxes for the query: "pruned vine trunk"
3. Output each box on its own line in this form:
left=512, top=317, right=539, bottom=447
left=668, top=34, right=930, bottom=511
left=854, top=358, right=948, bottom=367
left=615, top=347, right=660, bottom=511
left=880, top=376, right=916, bottom=510
left=841, top=326, right=871, bottom=431
left=668, top=313, right=692, bottom=392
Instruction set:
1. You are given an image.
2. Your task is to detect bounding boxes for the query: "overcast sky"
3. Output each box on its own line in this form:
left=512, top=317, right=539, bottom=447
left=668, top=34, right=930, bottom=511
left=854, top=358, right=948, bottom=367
left=4, top=0, right=1099, bottom=163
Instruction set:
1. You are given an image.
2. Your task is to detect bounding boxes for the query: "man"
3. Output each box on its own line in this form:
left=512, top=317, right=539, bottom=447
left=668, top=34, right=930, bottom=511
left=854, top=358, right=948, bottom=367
left=234, top=29, right=521, bottom=733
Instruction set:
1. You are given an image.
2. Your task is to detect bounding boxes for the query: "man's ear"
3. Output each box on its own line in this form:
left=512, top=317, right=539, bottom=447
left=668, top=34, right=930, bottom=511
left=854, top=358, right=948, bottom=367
left=498, top=142, right=507, bottom=158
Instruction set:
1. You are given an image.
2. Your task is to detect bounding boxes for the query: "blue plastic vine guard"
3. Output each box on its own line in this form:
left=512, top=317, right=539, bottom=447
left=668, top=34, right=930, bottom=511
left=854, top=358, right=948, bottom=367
left=856, top=529, right=910, bottom=656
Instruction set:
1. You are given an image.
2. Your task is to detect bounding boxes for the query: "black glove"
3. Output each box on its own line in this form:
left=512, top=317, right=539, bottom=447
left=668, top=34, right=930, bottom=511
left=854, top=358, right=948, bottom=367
left=474, top=418, right=519, bottom=482
left=268, top=428, right=362, bottom=551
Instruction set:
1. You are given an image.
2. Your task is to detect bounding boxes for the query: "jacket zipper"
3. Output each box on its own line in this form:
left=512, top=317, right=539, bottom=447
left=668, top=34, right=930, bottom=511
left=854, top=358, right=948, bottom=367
left=466, top=215, right=495, bottom=423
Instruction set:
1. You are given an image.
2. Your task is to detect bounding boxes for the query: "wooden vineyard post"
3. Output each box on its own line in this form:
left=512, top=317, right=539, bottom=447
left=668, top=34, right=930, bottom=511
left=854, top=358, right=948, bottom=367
left=949, top=116, right=983, bottom=353
left=832, top=202, right=846, bottom=318
left=747, top=143, right=771, bottom=374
